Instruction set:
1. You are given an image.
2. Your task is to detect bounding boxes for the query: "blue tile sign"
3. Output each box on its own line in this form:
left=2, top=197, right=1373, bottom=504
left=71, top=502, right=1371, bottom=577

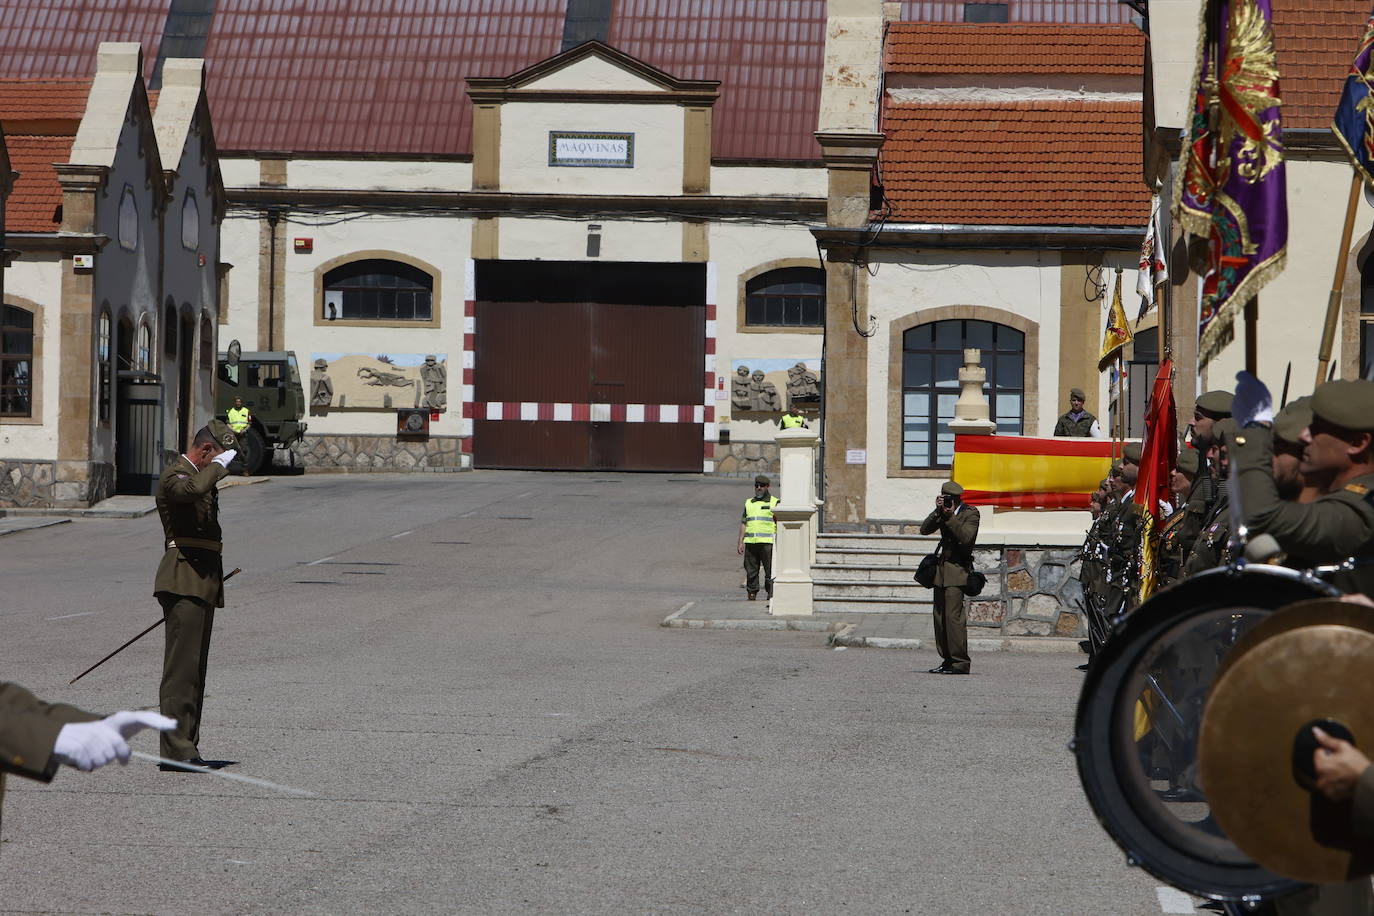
left=549, top=131, right=634, bottom=168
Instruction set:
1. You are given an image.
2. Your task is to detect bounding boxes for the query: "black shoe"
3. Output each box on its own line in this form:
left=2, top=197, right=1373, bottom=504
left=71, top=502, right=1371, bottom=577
left=939, top=668, right=971, bottom=675
left=1078, top=640, right=1091, bottom=654
left=747, top=592, right=757, bottom=601
left=1159, top=786, right=1201, bottom=802
left=928, top=664, right=951, bottom=673
left=1076, top=662, right=1092, bottom=671
left=159, top=757, right=233, bottom=772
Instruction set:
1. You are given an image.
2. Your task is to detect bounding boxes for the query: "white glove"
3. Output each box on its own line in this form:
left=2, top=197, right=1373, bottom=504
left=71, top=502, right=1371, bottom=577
left=211, top=448, right=238, bottom=468
left=53, top=711, right=176, bottom=771
left=1232, top=371, right=1274, bottom=429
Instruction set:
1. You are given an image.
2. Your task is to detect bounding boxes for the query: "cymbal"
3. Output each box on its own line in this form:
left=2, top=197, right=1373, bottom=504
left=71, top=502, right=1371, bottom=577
left=1199, top=598, right=1374, bottom=884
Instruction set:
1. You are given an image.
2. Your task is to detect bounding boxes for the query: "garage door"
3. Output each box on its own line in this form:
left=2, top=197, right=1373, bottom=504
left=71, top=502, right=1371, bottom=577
left=472, top=261, right=707, bottom=472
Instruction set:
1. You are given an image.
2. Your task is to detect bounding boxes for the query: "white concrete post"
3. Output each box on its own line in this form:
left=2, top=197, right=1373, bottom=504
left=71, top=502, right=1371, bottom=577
left=771, top=427, right=819, bottom=616
left=948, top=348, right=996, bottom=436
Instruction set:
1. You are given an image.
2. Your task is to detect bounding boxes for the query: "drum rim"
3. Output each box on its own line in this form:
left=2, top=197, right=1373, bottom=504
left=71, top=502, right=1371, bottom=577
left=1073, top=564, right=1336, bottom=901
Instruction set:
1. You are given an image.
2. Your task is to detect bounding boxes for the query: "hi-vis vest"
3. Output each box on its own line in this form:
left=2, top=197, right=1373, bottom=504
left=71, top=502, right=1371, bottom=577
left=781, top=413, right=806, bottom=429
left=743, top=496, right=780, bottom=543
left=227, top=406, right=250, bottom=433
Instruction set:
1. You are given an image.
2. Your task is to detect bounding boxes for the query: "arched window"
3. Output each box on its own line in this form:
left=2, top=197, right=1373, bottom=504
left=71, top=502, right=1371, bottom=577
left=901, top=319, right=1024, bottom=468
left=98, top=310, right=112, bottom=423
left=323, top=259, right=433, bottom=322
left=136, top=319, right=152, bottom=371
left=1, top=304, right=34, bottom=418
left=744, top=267, right=824, bottom=328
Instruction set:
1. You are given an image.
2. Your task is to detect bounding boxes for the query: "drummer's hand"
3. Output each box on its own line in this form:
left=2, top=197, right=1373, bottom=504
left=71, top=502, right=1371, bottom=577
left=1340, top=594, right=1374, bottom=609
left=1312, top=726, right=1371, bottom=802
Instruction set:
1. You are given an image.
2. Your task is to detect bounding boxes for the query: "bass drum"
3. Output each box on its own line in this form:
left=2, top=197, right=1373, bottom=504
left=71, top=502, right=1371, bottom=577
left=1073, top=564, right=1340, bottom=901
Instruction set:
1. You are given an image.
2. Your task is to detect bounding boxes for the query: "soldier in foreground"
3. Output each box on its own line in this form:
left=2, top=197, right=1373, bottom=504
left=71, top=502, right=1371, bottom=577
left=154, top=421, right=238, bottom=769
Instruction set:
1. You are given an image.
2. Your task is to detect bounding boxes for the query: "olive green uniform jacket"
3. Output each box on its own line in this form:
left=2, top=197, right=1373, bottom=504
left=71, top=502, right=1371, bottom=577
left=154, top=455, right=230, bottom=606
left=1230, top=426, right=1374, bottom=594
left=919, top=503, right=981, bottom=588
left=1053, top=411, right=1097, bottom=437
left=1182, top=491, right=1231, bottom=578
left=0, top=682, right=97, bottom=835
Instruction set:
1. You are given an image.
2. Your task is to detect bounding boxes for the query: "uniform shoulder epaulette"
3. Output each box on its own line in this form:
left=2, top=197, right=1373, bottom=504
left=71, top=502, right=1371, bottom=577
left=1344, top=482, right=1370, bottom=496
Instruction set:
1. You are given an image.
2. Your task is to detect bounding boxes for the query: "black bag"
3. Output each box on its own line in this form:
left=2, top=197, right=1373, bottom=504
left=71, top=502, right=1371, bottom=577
left=962, top=569, right=988, bottom=597
left=913, top=552, right=939, bottom=588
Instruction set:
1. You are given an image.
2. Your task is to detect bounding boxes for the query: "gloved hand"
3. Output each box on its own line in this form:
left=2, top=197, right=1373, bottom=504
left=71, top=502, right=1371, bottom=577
left=53, top=711, right=176, bottom=771
left=1232, top=371, right=1274, bottom=429
left=211, top=448, right=238, bottom=468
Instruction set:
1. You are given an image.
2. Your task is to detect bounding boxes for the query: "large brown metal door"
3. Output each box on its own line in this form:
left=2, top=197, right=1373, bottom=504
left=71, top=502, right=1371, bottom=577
left=473, top=261, right=705, bottom=472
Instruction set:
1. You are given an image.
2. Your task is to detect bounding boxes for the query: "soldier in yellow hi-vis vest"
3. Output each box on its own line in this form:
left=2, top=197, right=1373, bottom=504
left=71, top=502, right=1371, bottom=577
left=226, top=397, right=251, bottom=435
left=736, top=475, right=779, bottom=600
left=779, top=406, right=808, bottom=429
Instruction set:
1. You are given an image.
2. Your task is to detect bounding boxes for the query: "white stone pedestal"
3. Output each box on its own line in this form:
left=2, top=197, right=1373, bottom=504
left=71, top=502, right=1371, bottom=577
left=770, top=427, right=820, bottom=616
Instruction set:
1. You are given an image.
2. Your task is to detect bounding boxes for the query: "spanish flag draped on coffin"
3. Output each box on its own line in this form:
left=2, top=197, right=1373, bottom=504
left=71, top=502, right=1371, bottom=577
left=952, top=435, right=1115, bottom=509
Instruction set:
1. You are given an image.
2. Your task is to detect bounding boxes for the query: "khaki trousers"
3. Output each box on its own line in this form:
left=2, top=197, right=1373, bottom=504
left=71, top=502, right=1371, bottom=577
left=159, top=594, right=214, bottom=761
left=933, top=585, right=971, bottom=673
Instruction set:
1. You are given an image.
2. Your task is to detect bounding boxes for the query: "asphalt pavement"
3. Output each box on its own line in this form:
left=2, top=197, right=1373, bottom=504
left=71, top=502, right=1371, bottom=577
left=0, top=471, right=1191, bottom=914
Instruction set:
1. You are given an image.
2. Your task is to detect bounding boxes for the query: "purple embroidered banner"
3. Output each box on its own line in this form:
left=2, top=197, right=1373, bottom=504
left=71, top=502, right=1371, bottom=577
left=1173, top=0, right=1288, bottom=365
left=1333, top=6, right=1374, bottom=188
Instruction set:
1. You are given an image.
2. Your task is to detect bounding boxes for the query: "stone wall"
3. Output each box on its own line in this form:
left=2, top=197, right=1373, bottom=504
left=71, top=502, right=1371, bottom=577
left=711, top=441, right=779, bottom=477
left=966, top=546, right=1085, bottom=639
left=302, top=434, right=468, bottom=472
left=0, top=460, right=56, bottom=508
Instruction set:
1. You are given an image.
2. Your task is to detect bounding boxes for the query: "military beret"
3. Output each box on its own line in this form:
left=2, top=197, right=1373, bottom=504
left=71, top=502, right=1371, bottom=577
left=1070, top=387, right=1086, bottom=400
left=1122, top=441, right=1143, bottom=464
left=941, top=480, right=964, bottom=496
left=1311, top=380, right=1374, bottom=433
left=207, top=418, right=239, bottom=451
left=753, top=474, right=771, bottom=486
left=1214, top=417, right=1239, bottom=444
left=1272, top=396, right=1313, bottom=444
left=1195, top=389, right=1234, bottom=418
left=1175, top=449, right=1200, bottom=476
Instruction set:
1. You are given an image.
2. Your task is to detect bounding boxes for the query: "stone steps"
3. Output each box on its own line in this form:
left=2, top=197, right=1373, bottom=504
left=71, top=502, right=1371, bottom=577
left=816, top=547, right=924, bottom=567
left=810, top=532, right=937, bottom=613
left=811, top=563, right=920, bottom=582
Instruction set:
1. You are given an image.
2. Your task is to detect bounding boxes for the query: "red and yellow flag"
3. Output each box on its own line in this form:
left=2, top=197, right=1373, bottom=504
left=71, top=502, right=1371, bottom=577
left=953, top=435, right=1115, bottom=509
left=1133, top=359, right=1178, bottom=602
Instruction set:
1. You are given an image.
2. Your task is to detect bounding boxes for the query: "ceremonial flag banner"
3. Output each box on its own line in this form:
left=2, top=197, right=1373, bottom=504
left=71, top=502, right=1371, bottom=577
left=1098, top=270, right=1132, bottom=372
left=1136, top=195, right=1169, bottom=322
left=1133, top=358, right=1178, bottom=602
left=1333, top=5, right=1374, bottom=188
left=1175, top=0, right=1287, bottom=365
left=953, top=435, right=1115, bottom=509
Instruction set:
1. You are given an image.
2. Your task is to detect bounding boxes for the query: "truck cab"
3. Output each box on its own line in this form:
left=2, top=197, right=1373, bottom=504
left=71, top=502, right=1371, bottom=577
left=216, top=348, right=307, bottom=474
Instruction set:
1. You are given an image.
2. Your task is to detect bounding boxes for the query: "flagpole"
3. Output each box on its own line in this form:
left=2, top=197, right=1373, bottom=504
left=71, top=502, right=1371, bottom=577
left=1244, top=295, right=1258, bottom=376
left=1314, top=173, right=1362, bottom=387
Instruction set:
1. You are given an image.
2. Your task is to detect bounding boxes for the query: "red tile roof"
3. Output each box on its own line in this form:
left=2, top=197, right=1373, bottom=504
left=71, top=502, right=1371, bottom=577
left=0, top=1, right=827, bottom=160
left=901, top=0, right=1135, bottom=23
left=1272, top=0, right=1371, bottom=130
left=880, top=100, right=1150, bottom=226
left=5, top=133, right=76, bottom=232
left=608, top=0, right=826, bottom=160
left=0, top=78, right=91, bottom=124
left=886, top=22, right=1144, bottom=75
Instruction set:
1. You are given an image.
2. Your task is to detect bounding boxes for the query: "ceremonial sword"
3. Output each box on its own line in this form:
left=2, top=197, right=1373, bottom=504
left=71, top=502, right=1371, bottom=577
left=68, top=567, right=242, bottom=685
left=128, top=751, right=315, bottom=797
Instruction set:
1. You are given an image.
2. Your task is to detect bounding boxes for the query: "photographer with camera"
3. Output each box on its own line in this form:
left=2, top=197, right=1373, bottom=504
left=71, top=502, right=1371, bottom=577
left=919, top=481, right=981, bottom=675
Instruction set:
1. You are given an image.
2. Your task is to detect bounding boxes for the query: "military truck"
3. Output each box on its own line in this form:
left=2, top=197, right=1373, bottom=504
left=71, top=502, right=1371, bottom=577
left=215, top=341, right=307, bottom=475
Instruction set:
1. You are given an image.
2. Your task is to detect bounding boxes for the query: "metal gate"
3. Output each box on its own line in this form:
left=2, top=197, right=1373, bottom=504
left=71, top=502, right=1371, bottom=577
left=473, top=261, right=706, bottom=472
left=116, top=378, right=162, bottom=494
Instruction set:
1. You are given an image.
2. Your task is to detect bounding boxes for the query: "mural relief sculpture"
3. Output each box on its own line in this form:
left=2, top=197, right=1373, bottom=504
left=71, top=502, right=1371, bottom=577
left=419, top=354, right=447, bottom=411
left=786, top=362, right=820, bottom=404
left=311, top=358, right=334, bottom=408
left=731, top=365, right=754, bottom=412
left=311, top=354, right=448, bottom=410
left=749, top=369, right=781, bottom=412
left=730, top=359, right=822, bottom=414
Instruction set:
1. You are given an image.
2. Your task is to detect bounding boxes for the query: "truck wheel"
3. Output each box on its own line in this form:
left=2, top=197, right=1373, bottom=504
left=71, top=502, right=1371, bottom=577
left=239, top=428, right=267, bottom=475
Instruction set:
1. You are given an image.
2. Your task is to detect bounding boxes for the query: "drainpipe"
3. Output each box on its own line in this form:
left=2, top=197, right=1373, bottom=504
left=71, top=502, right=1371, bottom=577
left=266, top=207, right=281, bottom=351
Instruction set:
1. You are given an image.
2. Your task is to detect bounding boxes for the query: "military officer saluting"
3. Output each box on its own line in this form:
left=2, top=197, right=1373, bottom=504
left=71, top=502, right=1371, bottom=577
left=154, top=420, right=238, bottom=769
left=1228, top=378, right=1374, bottom=598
